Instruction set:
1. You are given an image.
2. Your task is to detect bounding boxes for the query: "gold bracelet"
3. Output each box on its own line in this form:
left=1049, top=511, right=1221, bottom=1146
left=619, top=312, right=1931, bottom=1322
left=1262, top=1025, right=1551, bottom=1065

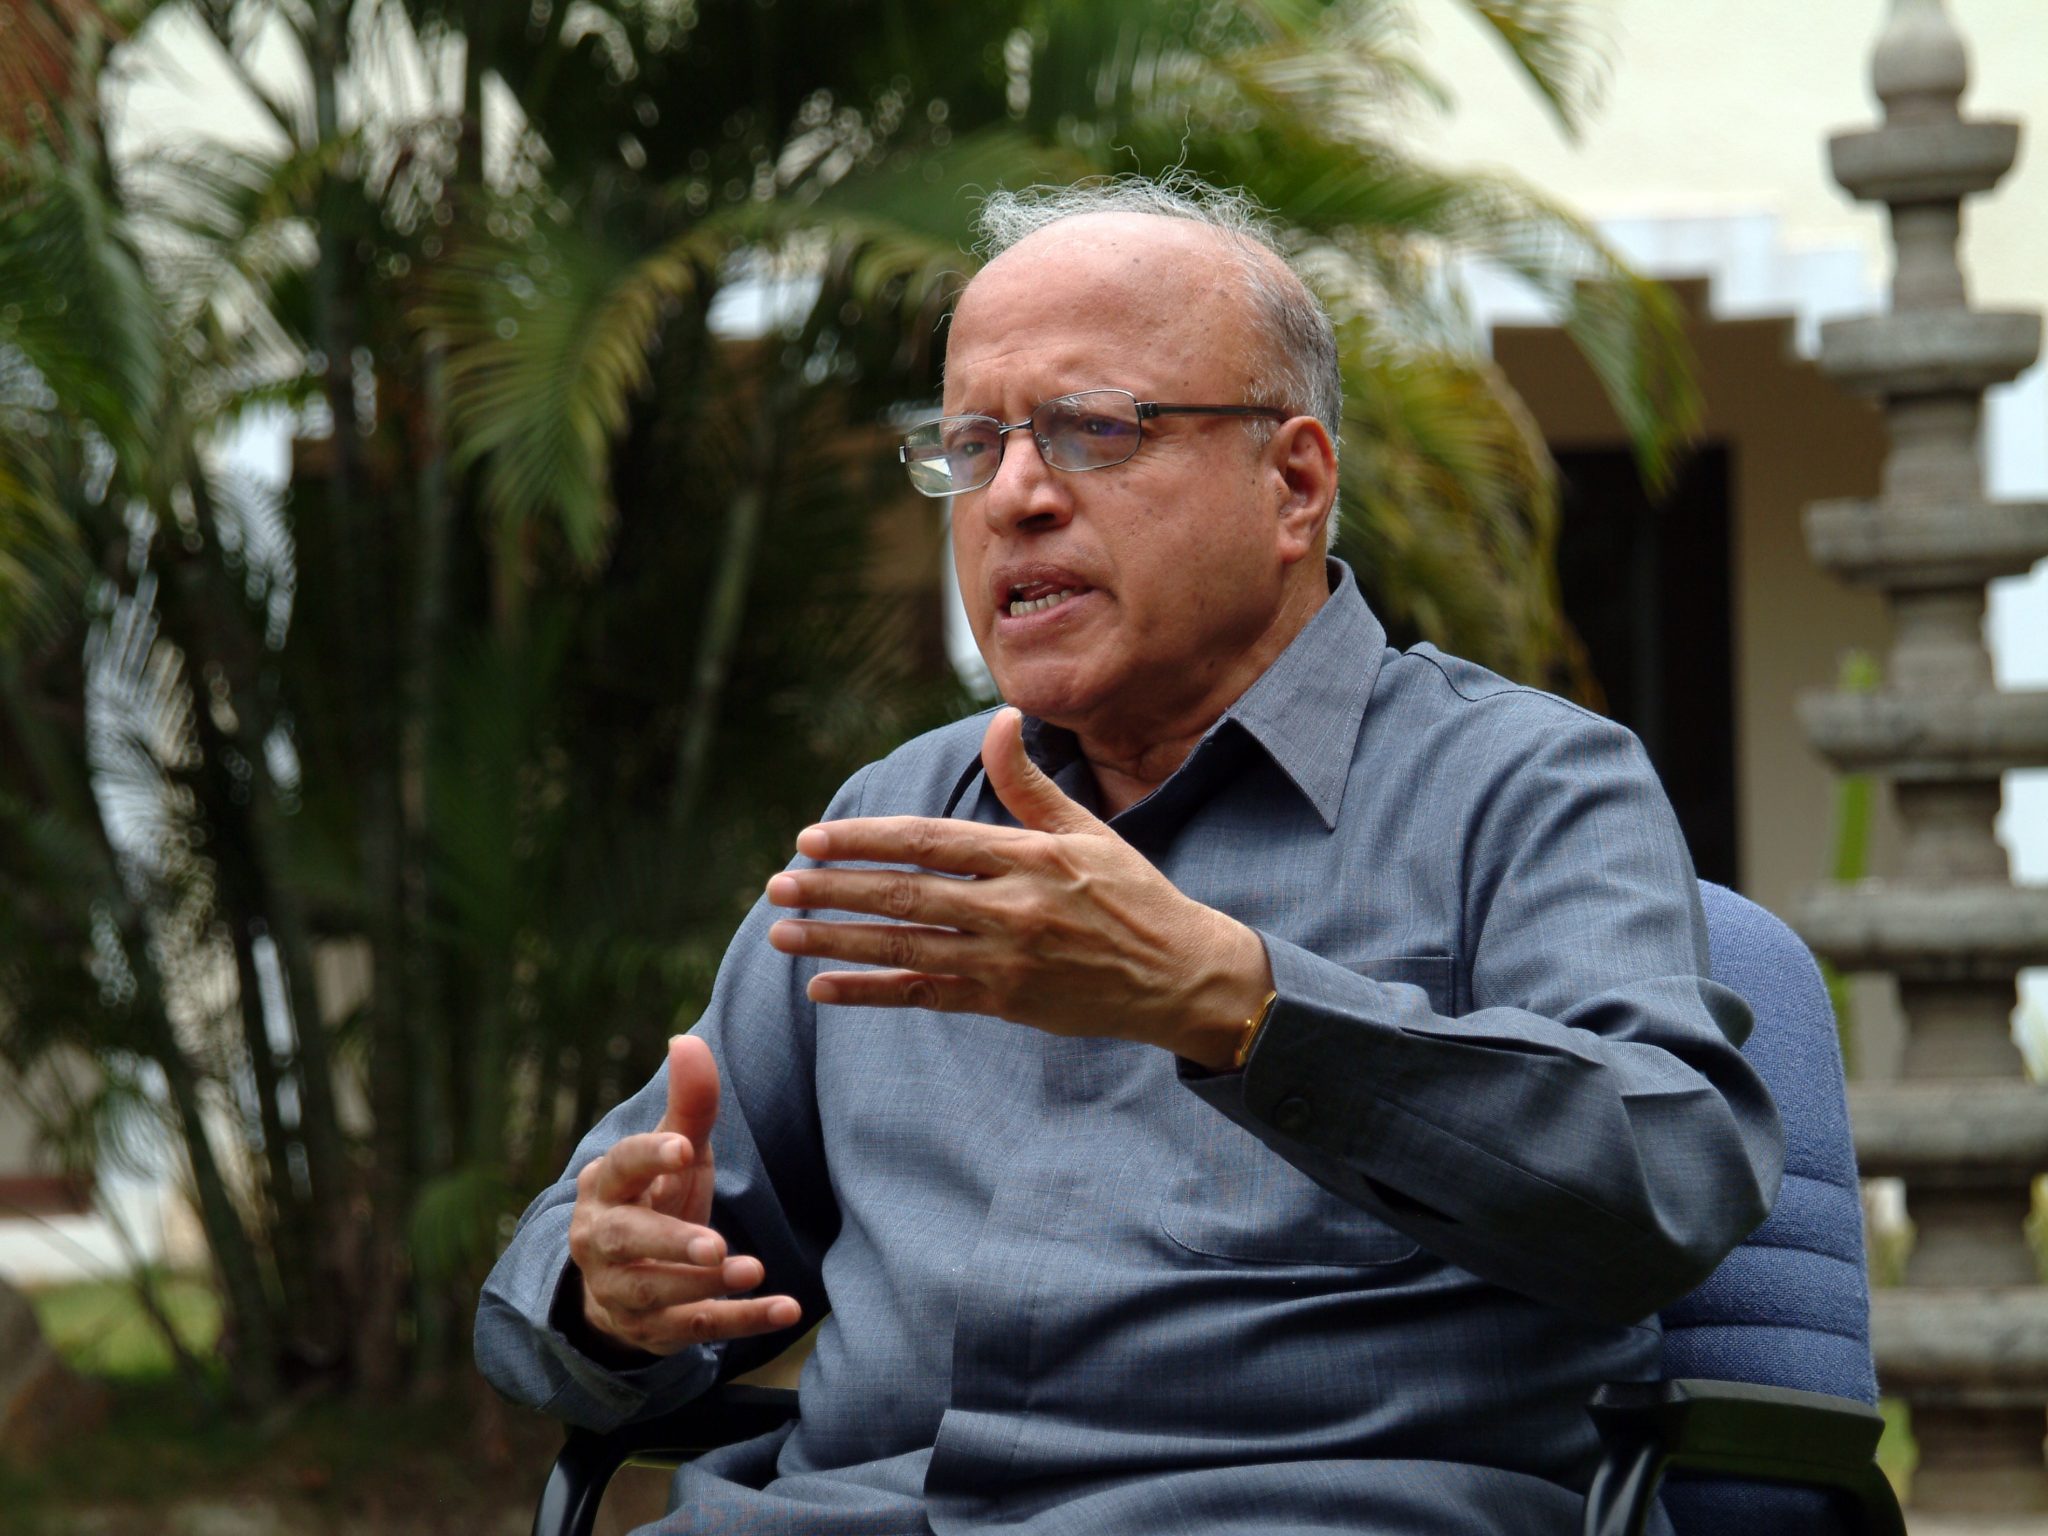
left=1233, top=990, right=1279, bottom=1070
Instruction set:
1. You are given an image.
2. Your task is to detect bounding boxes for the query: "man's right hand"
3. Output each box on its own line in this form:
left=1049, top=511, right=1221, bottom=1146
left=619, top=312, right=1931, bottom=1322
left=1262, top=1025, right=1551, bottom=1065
left=567, top=1033, right=801, bottom=1357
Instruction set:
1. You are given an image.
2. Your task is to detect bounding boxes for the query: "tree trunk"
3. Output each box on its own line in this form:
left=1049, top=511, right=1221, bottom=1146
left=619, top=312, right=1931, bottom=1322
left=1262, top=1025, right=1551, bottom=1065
left=668, top=377, right=795, bottom=831
left=149, top=1000, right=282, bottom=1410
left=165, top=480, right=359, bottom=1377
left=308, top=0, right=411, bottom=1398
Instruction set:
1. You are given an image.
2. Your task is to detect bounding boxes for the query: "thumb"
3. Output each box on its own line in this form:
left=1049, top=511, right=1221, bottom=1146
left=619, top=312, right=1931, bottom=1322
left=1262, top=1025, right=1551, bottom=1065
left=983, top=707, right=1098, bottom=835
left=656, top=1032, right=720, bottom=1154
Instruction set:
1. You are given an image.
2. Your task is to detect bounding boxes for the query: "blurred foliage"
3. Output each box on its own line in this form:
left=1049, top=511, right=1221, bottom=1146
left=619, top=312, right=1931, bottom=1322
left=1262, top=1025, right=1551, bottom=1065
left=0, top=0, right=1697, bottom=1410
left=29, top=1270, right=222, bottom=1378
left=1824, top=648, right=1880, bottom=1076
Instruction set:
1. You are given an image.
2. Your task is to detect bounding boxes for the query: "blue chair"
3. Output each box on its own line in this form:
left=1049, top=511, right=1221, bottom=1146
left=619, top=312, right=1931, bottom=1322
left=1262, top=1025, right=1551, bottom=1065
left=529, top=881, right=1904, bottom=1536
left=1579, top=881, right=1901, bottom=1535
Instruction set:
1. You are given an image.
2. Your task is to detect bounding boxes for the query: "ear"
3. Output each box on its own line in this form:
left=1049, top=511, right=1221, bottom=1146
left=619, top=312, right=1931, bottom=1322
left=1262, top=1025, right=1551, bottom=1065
left=1263, top=415, right=1338, bottom=566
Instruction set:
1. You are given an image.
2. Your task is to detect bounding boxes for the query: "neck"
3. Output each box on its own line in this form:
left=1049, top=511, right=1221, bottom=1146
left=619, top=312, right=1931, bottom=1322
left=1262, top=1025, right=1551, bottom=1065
left=1066, top=565, right=1329, bottom=817
left=1080, top=731, right=1211, bottom=818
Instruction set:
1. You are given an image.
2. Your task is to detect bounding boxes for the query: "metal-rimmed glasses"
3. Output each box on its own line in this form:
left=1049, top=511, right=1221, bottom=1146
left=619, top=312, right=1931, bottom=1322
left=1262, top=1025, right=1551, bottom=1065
left=898, top=388, right=1289, bottom=498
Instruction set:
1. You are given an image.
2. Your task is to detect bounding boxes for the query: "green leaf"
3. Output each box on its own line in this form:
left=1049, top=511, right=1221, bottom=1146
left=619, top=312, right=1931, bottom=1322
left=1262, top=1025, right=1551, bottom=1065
left=409, top=1162, right=520, bottom=1284
left=416, top=209, right=728, bottom=569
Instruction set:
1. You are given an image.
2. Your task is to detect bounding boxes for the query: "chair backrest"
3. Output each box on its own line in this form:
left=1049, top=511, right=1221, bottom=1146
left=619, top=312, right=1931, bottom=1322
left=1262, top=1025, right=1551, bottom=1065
left=1660, top=881, right=1878, bottom=1530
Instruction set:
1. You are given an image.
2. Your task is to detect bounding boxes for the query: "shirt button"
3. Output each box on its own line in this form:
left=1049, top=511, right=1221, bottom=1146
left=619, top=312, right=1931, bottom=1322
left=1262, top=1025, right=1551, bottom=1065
left=1273, top=1095, right=1313, bottom=1135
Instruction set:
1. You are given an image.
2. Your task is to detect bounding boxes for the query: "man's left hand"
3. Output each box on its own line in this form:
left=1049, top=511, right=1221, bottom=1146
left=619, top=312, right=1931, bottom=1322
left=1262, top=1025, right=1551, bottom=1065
left=764, top=708, right=1272, bottom=1070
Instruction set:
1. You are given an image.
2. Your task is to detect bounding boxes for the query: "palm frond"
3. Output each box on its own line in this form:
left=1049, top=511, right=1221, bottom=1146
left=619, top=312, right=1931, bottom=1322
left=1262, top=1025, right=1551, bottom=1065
left=82, top=572, right=204, bottom=899
left=414, top=209, right=727, bottom=568
left=0, top=139, right=167, bottom=477
left=1456, top=1, right=1613, bottom=141
left=409, top=1161, right=519, bottom=1285
left=203, top=464, right=296, bottom=645
left=708, top=126, right=1089, bottom=374
left=1336, top=326, right=1579, bottom=685
left=1130, top=97, right=1699, bottom=489
left=0, top=409, right=89, bottom=649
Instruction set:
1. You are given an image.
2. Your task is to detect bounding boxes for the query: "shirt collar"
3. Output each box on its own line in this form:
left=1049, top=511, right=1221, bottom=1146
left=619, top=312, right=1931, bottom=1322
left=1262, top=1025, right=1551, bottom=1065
left=1216, top=557, right=1384, bottom=830
left=946, top=558, right=1385, bottom=831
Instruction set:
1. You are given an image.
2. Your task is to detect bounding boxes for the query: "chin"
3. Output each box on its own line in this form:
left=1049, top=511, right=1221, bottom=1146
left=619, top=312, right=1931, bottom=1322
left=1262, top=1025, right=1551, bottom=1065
left=988, top=666, right=1107, bottom=727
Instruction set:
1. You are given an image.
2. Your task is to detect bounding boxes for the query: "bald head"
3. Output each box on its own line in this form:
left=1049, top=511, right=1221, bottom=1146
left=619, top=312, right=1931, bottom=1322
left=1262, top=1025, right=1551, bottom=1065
left=964, top=178, right=1342, bottom=457
left=954, top=213, right=1260, bottom=406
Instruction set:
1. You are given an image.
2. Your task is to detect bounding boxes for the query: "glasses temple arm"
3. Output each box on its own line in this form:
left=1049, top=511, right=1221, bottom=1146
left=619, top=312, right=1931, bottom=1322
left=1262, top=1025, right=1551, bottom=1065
left=1137, top=403, right=1291, bottom=421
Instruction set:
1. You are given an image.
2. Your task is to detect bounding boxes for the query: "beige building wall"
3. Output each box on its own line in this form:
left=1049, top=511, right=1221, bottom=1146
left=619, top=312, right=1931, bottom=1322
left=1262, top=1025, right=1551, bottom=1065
left=1411, top=0, right=2048, bottom=325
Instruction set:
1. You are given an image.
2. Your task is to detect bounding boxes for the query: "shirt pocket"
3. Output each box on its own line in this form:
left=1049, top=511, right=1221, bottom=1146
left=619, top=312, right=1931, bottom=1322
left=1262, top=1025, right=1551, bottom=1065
left=1156, top=954, right=1451, bottom=1269
left=1163, top=958, right=1449, bottom=1269
left=1159, top=1122, right=1420, bottom=1266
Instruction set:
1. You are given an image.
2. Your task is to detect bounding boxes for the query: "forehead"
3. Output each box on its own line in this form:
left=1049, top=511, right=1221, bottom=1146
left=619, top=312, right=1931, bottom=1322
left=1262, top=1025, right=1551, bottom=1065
left=945, top=213, right=1260, bottom=400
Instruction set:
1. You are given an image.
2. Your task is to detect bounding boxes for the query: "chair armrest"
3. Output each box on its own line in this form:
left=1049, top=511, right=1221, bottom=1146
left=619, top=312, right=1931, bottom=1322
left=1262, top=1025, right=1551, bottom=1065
left=531, top=1384, right=800, bottom=1536
left=1581, top=1379, right=1903, bottom=1536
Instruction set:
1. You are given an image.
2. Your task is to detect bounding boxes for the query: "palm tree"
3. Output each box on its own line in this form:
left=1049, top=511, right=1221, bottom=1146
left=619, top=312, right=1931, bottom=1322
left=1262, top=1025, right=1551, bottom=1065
left=0, top=0, right=1697, bottom=1406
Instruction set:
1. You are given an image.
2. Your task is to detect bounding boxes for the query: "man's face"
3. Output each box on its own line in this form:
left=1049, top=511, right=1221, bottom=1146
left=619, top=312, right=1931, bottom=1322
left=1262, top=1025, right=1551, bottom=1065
left=943, top=214, right=1306, bottom=749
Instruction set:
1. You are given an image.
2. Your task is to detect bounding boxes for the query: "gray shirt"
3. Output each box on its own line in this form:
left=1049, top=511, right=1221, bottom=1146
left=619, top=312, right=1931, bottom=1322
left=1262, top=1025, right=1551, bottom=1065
left=477, top=560, right=1782, bottom=1535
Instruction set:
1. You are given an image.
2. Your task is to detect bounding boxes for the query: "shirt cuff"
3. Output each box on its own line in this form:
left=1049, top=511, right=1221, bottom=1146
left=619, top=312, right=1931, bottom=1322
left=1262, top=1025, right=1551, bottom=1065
left=1176, top=928, right=1448, bottom=1155
left=485, top=1196, right=719, bottom=1429
left=540, top=1257, right=721, bottom=1427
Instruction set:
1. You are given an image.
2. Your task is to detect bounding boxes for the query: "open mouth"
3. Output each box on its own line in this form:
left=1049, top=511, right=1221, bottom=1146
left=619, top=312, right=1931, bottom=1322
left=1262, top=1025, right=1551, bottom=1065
left=1006, top=582, right=1089, bottom=618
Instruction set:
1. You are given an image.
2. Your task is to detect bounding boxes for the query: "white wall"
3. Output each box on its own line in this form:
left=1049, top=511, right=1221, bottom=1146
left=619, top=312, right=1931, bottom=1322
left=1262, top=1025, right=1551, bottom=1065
left=1411, top=0, right=2047, bottom=308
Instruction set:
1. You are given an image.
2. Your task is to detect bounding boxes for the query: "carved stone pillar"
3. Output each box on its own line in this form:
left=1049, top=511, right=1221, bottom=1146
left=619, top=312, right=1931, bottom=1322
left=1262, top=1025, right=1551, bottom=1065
left=1795, top=0, right=2048, bottom=1515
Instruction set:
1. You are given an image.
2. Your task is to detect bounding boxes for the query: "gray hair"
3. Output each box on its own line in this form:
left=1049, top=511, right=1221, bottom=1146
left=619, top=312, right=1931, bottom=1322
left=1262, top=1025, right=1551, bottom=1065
left=971, top=174, right=1343, bottom=464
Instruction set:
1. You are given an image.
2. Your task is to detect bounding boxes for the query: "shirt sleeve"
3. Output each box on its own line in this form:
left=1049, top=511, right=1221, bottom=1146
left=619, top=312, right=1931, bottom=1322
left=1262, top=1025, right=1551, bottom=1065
left=473, top=769, right=869, bottom=1430
left=1180, top=706, right=1784, bottom=1326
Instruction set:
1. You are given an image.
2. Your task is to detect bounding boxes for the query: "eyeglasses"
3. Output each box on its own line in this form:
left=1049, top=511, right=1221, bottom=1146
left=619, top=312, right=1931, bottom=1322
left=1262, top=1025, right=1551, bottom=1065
left=898, top=388, right=1288, bottom=498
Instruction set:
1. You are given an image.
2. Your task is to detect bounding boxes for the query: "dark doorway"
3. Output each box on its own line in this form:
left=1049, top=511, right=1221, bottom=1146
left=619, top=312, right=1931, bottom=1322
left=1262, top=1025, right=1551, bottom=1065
left=1552, top=445, right=1738, bottom=889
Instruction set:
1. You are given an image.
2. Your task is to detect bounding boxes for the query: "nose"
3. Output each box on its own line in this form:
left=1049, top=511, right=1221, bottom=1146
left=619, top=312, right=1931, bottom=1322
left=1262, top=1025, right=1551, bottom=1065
left=975, top=423, right=1073, bottom=536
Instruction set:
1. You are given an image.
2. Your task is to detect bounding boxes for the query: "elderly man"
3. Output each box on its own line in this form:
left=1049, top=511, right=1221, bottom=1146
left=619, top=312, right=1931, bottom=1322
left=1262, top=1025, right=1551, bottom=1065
left=477, top=178, right=1781, bottom=1536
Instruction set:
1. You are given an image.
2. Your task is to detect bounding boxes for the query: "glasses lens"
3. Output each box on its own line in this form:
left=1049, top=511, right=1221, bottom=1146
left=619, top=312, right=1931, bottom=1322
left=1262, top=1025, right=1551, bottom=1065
left=902, top=416, right=1001, bottom=496
left=1035, top=391, right=1142, bottom=472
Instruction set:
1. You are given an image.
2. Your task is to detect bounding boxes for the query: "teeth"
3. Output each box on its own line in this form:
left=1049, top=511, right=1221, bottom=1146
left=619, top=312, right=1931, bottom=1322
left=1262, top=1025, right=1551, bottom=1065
left=1008, top=588, right=1081, bottom=617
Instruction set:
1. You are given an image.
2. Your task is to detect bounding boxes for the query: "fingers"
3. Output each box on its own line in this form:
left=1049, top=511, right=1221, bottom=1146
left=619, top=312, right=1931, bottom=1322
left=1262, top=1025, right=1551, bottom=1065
left=767, top=918, right=978, bottom=975
left=580, top=1201, right=731, bottom=1269
left=659, top=1033, right=720, bottom=1150
left=570, top=1179, right=803, bottom=1354
left=792, top=815, right=1028, bottom=876
left=583, top=1131, right=694, bottom=1207
left=805, top=968, right=985, bottom=1011
left=569, top=1177, right=750, bottom=1303
left=980, top=707, right=1099, bottom=835
left=593, top=1292, right=805, bottom=1355
left=585, top=1250, right=765, bottom=1313
left=577, top=1243, right=801, bottom=1355
left=767, top=866, right=994, bottom=931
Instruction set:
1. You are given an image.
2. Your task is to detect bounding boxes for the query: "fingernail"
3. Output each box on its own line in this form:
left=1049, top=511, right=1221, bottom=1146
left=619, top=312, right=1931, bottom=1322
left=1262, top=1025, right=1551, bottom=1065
left=767, top=874, right=800, bottom=904
left=795, top=825, right=828, bottom=858
left=688, top=1237, right=720, bottom=1266
left=770, top=920, right=806, bottom=952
